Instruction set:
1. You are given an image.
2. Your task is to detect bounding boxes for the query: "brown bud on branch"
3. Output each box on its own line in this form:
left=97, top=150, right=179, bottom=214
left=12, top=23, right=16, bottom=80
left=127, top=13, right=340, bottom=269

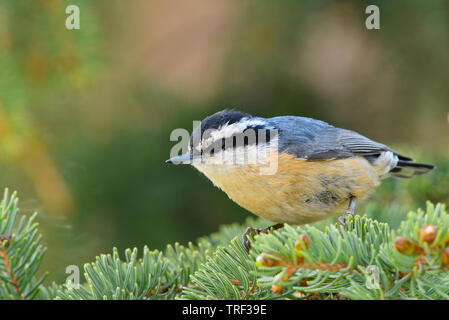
left=418, top=225, right=437, bottom=244
left=295, top=234, right=310, bottom=251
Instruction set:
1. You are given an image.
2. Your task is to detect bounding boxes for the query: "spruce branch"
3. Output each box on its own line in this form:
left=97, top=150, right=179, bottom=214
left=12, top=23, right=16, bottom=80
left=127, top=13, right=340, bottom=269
left=180, top=238, right=273, bottom=300
left=248, top=202, right=449, bottom=300
left=0, top=189, right=47, bottom=299
left=1, top=186, right=449, bottom=300
left=50, top=201, right=449, bottom=300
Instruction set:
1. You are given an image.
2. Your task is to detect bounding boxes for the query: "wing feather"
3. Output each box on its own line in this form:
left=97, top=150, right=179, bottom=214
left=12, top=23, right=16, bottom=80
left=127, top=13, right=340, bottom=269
left=274, top=117, right=413, bottom=162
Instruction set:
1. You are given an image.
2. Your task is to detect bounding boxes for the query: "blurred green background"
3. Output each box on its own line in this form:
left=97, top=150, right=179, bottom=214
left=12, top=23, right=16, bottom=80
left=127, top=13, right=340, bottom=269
left=0, top=0, right=448, bottom=283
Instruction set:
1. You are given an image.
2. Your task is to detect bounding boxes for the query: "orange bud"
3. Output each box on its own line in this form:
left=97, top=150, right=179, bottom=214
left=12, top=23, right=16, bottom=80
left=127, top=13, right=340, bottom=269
left=293, top=291, right=306, bottom=298
left=394, top=237, right=415, bottom=254
left=442, top=247, right=449, bottom=267
left=256, top=254, right=280, bottom=267
left=295, top=234, right=310, bottom=251
left=418, top=225, right=437, bottom=244
left=282, top=264, right=296, bottom=281
left=295, top=255, right=304, bottom=264
left=272, top=284, right=284, bottom=294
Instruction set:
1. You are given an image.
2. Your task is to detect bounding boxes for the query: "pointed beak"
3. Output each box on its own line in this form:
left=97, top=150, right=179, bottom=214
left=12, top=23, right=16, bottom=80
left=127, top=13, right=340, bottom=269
left=166, top=153, right=195, bottom=164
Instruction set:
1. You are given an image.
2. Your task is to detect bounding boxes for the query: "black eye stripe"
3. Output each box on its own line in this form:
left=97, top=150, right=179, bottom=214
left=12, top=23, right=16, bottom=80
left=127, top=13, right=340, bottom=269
left=214, top=128, right=275, bottom=150
left=189, top=111, right=278, bottom=152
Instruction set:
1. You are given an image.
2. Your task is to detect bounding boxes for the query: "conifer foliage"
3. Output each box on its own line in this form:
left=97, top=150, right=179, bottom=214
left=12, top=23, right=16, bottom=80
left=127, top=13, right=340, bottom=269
left=0, top=190, right=47, bottom=299
left=1, top=187, right=449, bottom=300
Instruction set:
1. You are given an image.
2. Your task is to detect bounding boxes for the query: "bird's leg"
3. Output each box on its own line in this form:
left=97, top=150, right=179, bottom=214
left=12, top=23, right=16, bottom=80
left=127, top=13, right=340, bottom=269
left=338, top=196, right=356, bottom=228
left=242, top=223, right=284, bottom=252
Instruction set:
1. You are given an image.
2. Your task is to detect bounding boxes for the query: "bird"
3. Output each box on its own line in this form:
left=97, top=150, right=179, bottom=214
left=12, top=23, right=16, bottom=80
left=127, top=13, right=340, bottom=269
left=166, top=109, right=435, bottom=250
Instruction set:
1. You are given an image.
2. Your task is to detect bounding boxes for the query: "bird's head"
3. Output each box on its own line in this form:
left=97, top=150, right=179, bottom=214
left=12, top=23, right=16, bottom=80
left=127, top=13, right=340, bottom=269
left=166, top=109, right=278, bottom=167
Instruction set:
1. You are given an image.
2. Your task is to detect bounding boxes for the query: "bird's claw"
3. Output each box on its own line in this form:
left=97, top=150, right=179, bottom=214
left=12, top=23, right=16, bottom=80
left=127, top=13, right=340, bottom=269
left=243, top=227, right=257, bottom=252
left=338, top=210, right=354, bottom=229
left=242, top=223, right=284, bottom=252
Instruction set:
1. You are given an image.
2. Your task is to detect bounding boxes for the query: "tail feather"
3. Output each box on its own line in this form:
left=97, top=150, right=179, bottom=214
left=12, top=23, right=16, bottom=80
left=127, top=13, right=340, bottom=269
left=390, top=160, right=435, bottom=178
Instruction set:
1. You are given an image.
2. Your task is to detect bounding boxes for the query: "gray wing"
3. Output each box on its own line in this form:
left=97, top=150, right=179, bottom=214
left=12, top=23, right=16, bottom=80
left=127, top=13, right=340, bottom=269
left=307, top=128, right=394, bottom=159
left=274, top=117, right=413, bottom=161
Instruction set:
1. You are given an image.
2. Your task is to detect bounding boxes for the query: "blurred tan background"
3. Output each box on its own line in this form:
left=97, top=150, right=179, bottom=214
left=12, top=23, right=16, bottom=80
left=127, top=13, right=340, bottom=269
left=0, top=0, right=448, bottom=282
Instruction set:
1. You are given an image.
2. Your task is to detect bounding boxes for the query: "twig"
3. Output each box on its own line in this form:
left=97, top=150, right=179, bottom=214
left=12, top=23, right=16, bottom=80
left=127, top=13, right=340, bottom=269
left=0, top=236, right=20, bottom=296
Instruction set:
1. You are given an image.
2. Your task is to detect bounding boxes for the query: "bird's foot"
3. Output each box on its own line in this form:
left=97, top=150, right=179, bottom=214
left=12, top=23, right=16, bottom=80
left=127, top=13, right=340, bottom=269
left=338, top=210, right=355, bottom=228
left=242, top=223, right=284, bottom=252
left=338, top=196, right=357, bottom=229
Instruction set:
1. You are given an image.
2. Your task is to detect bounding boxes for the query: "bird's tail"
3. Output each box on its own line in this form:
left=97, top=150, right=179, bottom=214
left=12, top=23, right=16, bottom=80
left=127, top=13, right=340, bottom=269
left=390, top=160, right=435, bottom=178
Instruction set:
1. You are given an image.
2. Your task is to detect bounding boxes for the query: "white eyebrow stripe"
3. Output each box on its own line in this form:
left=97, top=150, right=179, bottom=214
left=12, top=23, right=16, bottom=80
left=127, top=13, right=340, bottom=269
left=213, top=119, right=269, bottom=139
left=199, top=118, right=271, bottom=150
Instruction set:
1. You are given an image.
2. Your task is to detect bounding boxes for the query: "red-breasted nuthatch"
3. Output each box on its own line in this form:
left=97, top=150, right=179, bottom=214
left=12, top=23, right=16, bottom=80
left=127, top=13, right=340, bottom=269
left=167, top=109, right=435, bottom=250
